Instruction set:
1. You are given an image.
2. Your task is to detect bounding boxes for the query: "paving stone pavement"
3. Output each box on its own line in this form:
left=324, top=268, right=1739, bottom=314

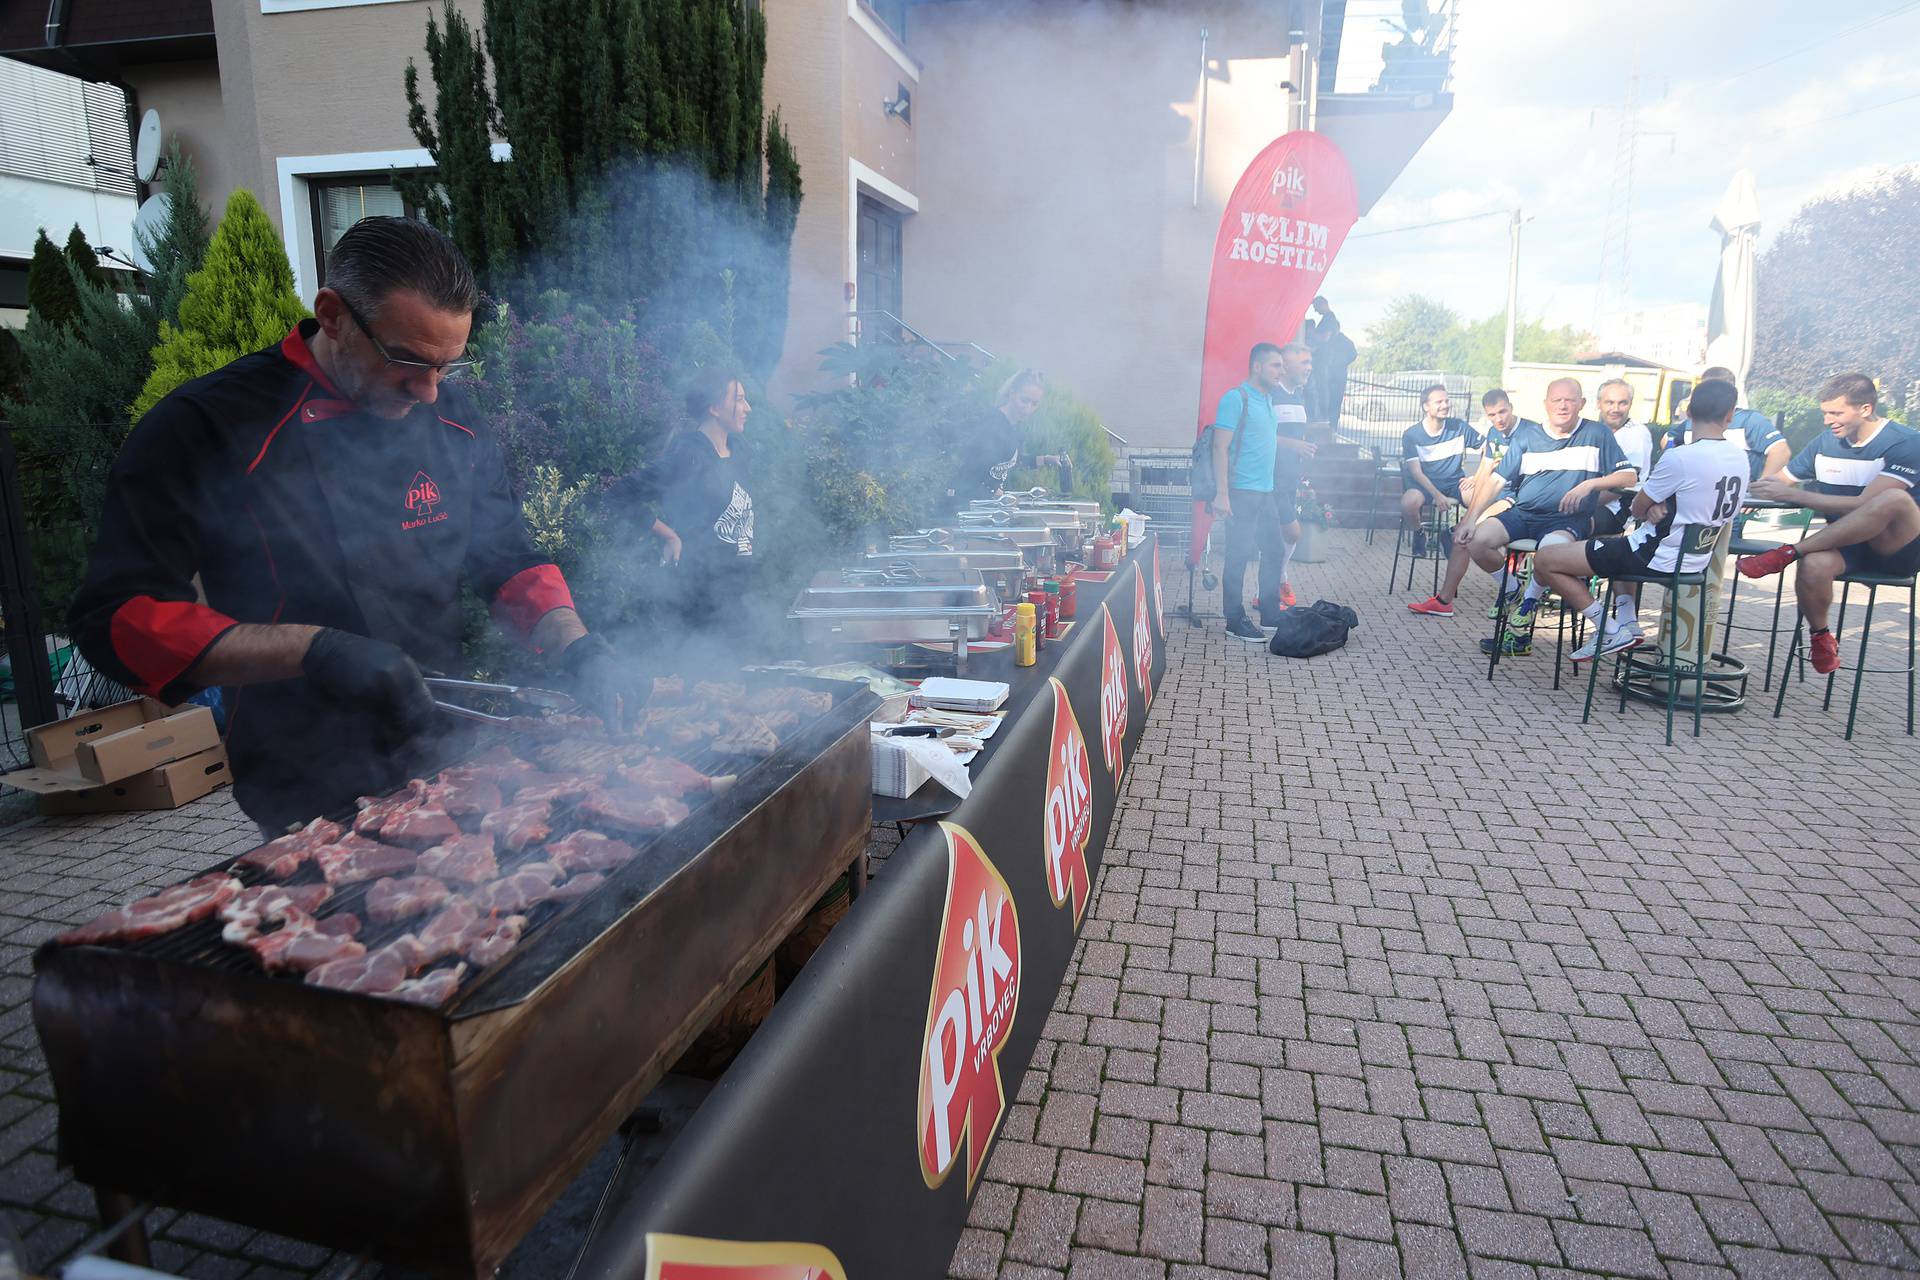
left=947, top=526, right=1920, bottom=1280
left=0, top=525, right=1915, bottom=1278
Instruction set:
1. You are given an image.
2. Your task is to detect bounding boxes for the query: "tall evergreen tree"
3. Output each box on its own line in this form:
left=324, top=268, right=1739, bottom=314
left=139, top=145, right=215, bottom=330
left=63, top=226, right=105, bottom=291
left=26, top=231, right=81, bottom=331
left=401, top=0, right=802, bottom=374
left=132, top=189, right=308, bottom=421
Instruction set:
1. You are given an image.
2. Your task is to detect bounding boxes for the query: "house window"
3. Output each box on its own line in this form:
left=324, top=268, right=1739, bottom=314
left=309, top=177, right=413, bottom=286
left=864, top=0, right=907, bottom=40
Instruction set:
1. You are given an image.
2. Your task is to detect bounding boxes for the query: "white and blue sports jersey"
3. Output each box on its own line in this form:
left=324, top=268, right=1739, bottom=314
left=1400, top=417, right=1480, bottom=492
left=1785, top=420, right=1920, bottom=516
left=1627, top=439, right=1747, bottom=573
left=1494, top=418, right=1635, bottom=516
left=1664, top=407, right=1786, bottom=480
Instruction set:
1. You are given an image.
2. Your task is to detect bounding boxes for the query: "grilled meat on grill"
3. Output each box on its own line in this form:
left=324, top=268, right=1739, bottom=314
left=353, top=780, right=426, bottom=837
left=314, top=834, right=418, bottom=887
left=391, top=963, right=467, bottom=1007
left=529, top=737, right=646, bottom=775
left=480, top=799, right=552, bottom=854
left=416, top=832, right=499, bottom=885
left=711, top=712, right=781, bottom=759
left=578, top=786, right=690, bottom=834
left=431, top=774, right=504, bottom=820
left=440, top=748, right=542, bottom=794
left=512, top=771, right=600, bottom=804
left=249, top=911, right=365, bottom=974
left=548, top=872, right=606, bottom=902
left=693, top=681, right=747, bottom=704
left=467, top=862, right=562, bottom=915
left=613, top=755, right=732, bottom=798
left=366, top=875, right=454, bottom=925
left=58, top=874, right=242, bottom=946
left=219, top=883, right=333, bottom=944
left=235, top=817, right=345, bottom=879
left=307, top=939, right=414, bottom=995
left=545, top=830, right=641, bottom=876
left=465, top=914, right=529, bottom=966
left=383, top=800, right=460, bottom=848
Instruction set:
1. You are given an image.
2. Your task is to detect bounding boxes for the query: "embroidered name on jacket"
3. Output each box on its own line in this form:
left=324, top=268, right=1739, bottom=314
left=403, top=470, right=449, bottom=530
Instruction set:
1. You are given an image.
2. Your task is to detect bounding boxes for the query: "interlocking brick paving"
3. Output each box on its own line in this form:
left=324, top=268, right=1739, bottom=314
left=950, top=526, right=1920, bottom=1279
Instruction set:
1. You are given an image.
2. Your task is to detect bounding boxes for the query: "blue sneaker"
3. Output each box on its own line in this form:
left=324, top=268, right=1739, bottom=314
left=1514, top=595, right=1543, bottom=625
left=1479, top=632, right=1533, bottom=657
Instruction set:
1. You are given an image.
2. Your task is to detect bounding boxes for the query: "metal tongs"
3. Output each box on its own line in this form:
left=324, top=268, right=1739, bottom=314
left=973, top=487, right=1050, bottom=508
left=841, top=565, right=926, bottom=586
left=890, top=528, right=955, bottom=549
left=423, top=675, right=580, bottom=727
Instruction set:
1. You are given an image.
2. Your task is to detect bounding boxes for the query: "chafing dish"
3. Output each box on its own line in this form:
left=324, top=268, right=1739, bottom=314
left=861, top=550, right=1027, bottom=604
left=894, top=528, right=1058, bottom=575
left=957, top=508, right=1087, bottom=556
left=789, top=569, right=1000, bottom=669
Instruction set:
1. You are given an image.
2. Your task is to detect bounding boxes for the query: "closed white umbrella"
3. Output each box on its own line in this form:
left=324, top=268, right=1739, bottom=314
left=1704, top=168, right=1761, bottom=395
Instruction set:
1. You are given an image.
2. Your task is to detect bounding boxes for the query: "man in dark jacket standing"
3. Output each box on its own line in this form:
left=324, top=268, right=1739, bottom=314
left=69, top=217, right=636, bottom=835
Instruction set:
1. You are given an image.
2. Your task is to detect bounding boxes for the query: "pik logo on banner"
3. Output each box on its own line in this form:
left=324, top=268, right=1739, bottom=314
left=643, top=1232, right=848, bottom=1280
left=1151, top=543, right=1166, bottom=639
left=917, top=823, right=1022, bottom=1192
left=1098, top=605, right=1127, bottom=782
left=1132, top=565, right=1154, bottom=710
left=1042, top=678, right=1093, bottom=928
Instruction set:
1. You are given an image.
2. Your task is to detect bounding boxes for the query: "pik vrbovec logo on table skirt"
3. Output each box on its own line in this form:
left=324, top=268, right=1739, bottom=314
left=1132, top=564, right=1154, bottom=709
left=1042, top=678, right=1093, bottom=928
left=917, top=823, right=1022, bottom=1192
left=1099, top=604, right=1127, bottom=782
left=643, top=1231, right=847, bottom=1279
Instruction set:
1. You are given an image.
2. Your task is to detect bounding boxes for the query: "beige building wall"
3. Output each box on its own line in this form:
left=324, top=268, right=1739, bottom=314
left=118, top=59, right=239, bottom=215
left=907, top=0, right=1304, bottom=450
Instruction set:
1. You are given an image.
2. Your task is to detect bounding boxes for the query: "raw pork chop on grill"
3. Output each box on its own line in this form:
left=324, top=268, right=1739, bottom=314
left=401, top=897, right=532, bottom=969
left=548, top=872, right=606, bottom=903
left=440, top=748, right=542, bottom=794
left=219, top=883, right=333, bottom=943
left=512, top=772, right=600, bottom=804
left=693, top=681, right=748, bottom=704
left=613, top=755, right=733, bottom=798
left=545, top=830, right=642, bottom=876
left=580, top=786, right=690, bottom=834
left=353, top=780, right=426, bottom=837
left=391, top=963, right=467, bottom=1007
left=314, top=834, right=418, bottom=886
left=428, top=773, right=503, bottom=820
left=58, top=874, right=242, bottom=946
left=416, top=832, right=498, bottom=885
left=248, top=911, right=365, bottom=974
left=480, top=799, right=552, bottom=853
left=530, top=737, right=646, bottom=776
left=307, top=938, right=416, bottom=995
left=712, top=711, right=781, bottom=758
left=465, top=914, right=529, bottom=966
left=468, top=862, right=562, bottom=914
left=366, top=875, right=453, bottom=925
left=235, top=817, right=345, bottom=879
left=382, top=799, right=460, bottom=847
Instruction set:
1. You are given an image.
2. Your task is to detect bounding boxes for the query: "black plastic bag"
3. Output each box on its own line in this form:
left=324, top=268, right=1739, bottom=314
left=1267, top=600, right=1359, bottom=658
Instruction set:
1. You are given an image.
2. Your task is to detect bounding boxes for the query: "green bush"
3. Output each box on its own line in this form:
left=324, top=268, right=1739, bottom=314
left=1001, top=376, right=1118, bottom=509
left=1749, top=387, right=1822, bottom=453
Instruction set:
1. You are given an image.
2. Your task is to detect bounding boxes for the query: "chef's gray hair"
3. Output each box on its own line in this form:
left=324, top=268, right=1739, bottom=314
left=325, top=216, right=482, bottom=321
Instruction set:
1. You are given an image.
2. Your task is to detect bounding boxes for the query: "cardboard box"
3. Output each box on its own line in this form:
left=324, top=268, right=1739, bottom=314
left=3, top=698, right=229, bottom=813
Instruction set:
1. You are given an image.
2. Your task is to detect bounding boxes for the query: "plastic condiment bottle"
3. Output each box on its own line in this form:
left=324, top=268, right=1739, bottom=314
left=1042, top=581, right=1063, bottom=637
left=1026, top=589, right=1051, bottom=650
left=1059, top=572, right=1078, bottom=620
left=1013, top=603, right=1038, bottom=666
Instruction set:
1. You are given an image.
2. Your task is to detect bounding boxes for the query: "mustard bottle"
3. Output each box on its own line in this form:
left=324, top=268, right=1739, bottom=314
left=1013, top=603, right=1038, bottom=667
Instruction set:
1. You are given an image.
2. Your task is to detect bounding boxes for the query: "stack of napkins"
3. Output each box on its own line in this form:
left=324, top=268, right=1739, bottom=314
left=914, top=678, right=1010, bottom=713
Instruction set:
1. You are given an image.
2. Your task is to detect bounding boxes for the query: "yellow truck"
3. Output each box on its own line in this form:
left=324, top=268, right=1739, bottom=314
left=1499, top=355, right=1694, bottom=427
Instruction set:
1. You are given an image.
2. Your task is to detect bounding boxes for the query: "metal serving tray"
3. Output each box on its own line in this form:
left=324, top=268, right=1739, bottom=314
left=861, top=551, right=1027, bottom=603
left=788, top=570, right=1000, bottom=668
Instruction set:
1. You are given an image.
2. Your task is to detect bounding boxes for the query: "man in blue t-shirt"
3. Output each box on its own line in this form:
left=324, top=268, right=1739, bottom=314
left=1398, top=385, right=1479, bottom=555
left=1409, top=378, right=1638, bottom=621
left=1662, top=365, right=1790, bottom=481
left=1736, top=372, right=1920, bottom=673
left=1211, top=342, right=1316, bottom=640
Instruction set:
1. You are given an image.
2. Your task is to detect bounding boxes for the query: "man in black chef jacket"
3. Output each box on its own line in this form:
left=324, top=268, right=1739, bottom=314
left=69, top=217, right=638, bottom=836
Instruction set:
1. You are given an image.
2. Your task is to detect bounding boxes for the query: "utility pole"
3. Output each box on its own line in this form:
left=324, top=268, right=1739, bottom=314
left=1503, top=207, right=1522, bottom=376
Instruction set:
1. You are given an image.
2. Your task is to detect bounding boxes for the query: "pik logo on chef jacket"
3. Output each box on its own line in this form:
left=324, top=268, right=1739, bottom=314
left=403, top=470, right=449, bottom=531
left=1131, top=564, right=1154, bottom=709
left=917, top=822, right=1021, bottom=1192
left=1042, top=678, right=1093, bottom=928
left=642, top=1231, right=847, bottom=1280
left=1098, top=604, right=1127, bottom=782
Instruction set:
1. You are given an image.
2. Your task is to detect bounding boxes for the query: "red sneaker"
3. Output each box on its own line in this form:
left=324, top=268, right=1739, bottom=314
left=1810, top=629, right=1840, bottom=674
left=1278, top=583, right=1297, bottom=608
left=1407, top=595, right=1454, bottom=617
left=1738, top=545, right=1797, bottom=578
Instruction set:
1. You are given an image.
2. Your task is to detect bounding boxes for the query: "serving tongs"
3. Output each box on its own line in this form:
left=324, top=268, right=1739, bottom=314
left=840, top=565, right=927, bottom=586
left=890, top=529, right=955, bottom=549
left=424, top=675, right=581, bottom=727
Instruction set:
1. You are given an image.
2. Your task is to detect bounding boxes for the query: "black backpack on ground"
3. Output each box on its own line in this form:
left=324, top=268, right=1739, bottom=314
left=1268, top=600, right=1359, bottom=658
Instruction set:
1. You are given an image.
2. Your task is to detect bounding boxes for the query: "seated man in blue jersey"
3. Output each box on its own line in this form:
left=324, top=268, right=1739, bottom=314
left=1736, top=372, right=1920, bottom=673
left=1663, top=365, right=1790, bottom=482
left=1532, top=379, right=1749, bottom=661
left=1398, top=384, right=1477, bottom=558
left=1410, top=379, right=1638, bottom=651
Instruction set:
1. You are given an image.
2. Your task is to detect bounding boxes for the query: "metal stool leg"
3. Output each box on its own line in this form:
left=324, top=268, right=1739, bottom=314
left=1718, top=574, right=1739, bottom=660
left=1582, top=579, right=1615, bottom=723
left=1909, top=580, right=1917, bottom=736
left=1824, top=584, right=1849, bottom=711
left=1775, top=615, right=1803, bottom=719
left=1693, top=578, right=1710, bottom=738
left=1487, top=551, right=1515, bottom=682
left=1844, top=585, right=1878, bottom=741
left=1366, top=465, right=1384, bottom=545
left=1386, top=519, right=1407, bottom=592
left=1761, top=572, right=1789, bottom=692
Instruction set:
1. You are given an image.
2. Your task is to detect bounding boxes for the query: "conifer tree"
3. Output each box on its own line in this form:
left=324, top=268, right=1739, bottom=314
left=26, top=231, right=80, bottom=331
left=63, top=226, right=105, bottom=291
left=132, top=189, right=308, bottom=421
left=139, top=145, right=214, bottom=330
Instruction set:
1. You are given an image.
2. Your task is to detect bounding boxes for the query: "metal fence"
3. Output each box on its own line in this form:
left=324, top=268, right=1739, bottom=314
left=1333, top=371, right=1479, bottom=461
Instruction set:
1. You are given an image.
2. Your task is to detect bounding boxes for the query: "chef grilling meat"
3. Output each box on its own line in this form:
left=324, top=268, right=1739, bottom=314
left=68, top=217, right=641, bottom=836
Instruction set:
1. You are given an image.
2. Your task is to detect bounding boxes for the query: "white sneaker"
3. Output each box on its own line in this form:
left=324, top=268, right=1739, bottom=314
left=1571, top=620, right=1644, bottom=664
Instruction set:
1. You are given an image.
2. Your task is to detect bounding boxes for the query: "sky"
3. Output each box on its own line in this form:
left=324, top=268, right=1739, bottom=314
left=1318, top=0, right=1920, bottom=354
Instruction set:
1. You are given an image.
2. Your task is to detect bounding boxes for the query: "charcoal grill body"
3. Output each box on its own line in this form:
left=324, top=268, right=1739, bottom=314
left=34, top=685, right=877, bottom=1278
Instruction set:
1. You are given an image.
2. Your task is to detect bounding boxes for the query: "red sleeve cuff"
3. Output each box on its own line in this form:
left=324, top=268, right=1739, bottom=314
left=491, top=564, right=575, bottom=643
left=109, top=597, right=239, bottom=698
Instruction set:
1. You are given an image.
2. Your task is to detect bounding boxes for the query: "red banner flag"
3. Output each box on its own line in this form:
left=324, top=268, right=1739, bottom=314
left=1189, top=132, right=1359, bottom=565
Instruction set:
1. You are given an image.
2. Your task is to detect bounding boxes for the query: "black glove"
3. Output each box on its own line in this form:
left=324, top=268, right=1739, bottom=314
left=302, top=628, right=438, bottom=750
left=561, top=633, right=640, bottom=733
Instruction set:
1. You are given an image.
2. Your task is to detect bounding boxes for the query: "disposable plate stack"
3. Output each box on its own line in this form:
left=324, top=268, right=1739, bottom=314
left=913, top=678, right=1010, bottom=714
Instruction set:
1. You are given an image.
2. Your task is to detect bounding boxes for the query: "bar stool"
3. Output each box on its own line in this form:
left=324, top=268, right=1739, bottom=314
left=1719, top=531, right=1803, bottom=692
left=1772, top=568, right=1918, bottom=740
left=1387, top=499, right=1457, bottom=596
left=1364, top=450, right=1404, bottom=546
left=1485, top=538, right=1539, bottom=682
left=1583, top=524, right=1717, bottom=745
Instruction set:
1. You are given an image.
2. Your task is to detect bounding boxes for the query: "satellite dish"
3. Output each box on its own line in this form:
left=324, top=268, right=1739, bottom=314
left=128, top=192, right=172, bottom=272
left=135, top=109, right=162, bottom=182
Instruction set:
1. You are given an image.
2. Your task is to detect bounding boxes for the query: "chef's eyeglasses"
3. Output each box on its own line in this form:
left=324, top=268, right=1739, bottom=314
left=338, top=294, right=477, bottom=376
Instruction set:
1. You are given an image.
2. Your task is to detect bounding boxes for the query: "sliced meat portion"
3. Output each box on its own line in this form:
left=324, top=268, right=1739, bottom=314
left=712, top=712, right=781, bottom=759
left=390, top=963, right=467, bottom=1007
left=531, top=737, right=642, bottom=776
left=546, top=830, right=642, bottom=876
left=416, top=832, right=498, bottom=885
left=59, top=874, right=243, bottom=947
left=549, top=872, right=606, bottom=903
left=353, top=780, right=426, bottom=837
left=502, top=712, right=606, bottom=741
left=219, top=883, right=333, bottom=944
left=693, top=680, right=747, bottom=704
left=382, top=801, right=460, bottom=848
left=646, top=675, right=685, bottom=704
left=634, top=709, right=714, bottom=752
left=249, top=911, right=366, bottom=974
left=307, top=940, right=414, bottom=995
left=441, top=749, right=542, bottom=794
left=468, top=862, right=562, bottom=915
left=614, top=754, right=732, bottom=798
left=366, top=875, right=453, bottom=926
left=512, top=772, right=600, bottom=804
left=580, top=786, right=691, bottom=834
left=465, top=914, right=529, bottom=966
left=431, top=774, right=504, bottom=820
left=480, top=799, right=552, bottom=854
left=413, top=897, right=481, bottom=966
left=235, top=817, right=345, bottom=879
left=314, top=834, right=418, bottom=887
left=765, top=687, right=833, bottom=717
